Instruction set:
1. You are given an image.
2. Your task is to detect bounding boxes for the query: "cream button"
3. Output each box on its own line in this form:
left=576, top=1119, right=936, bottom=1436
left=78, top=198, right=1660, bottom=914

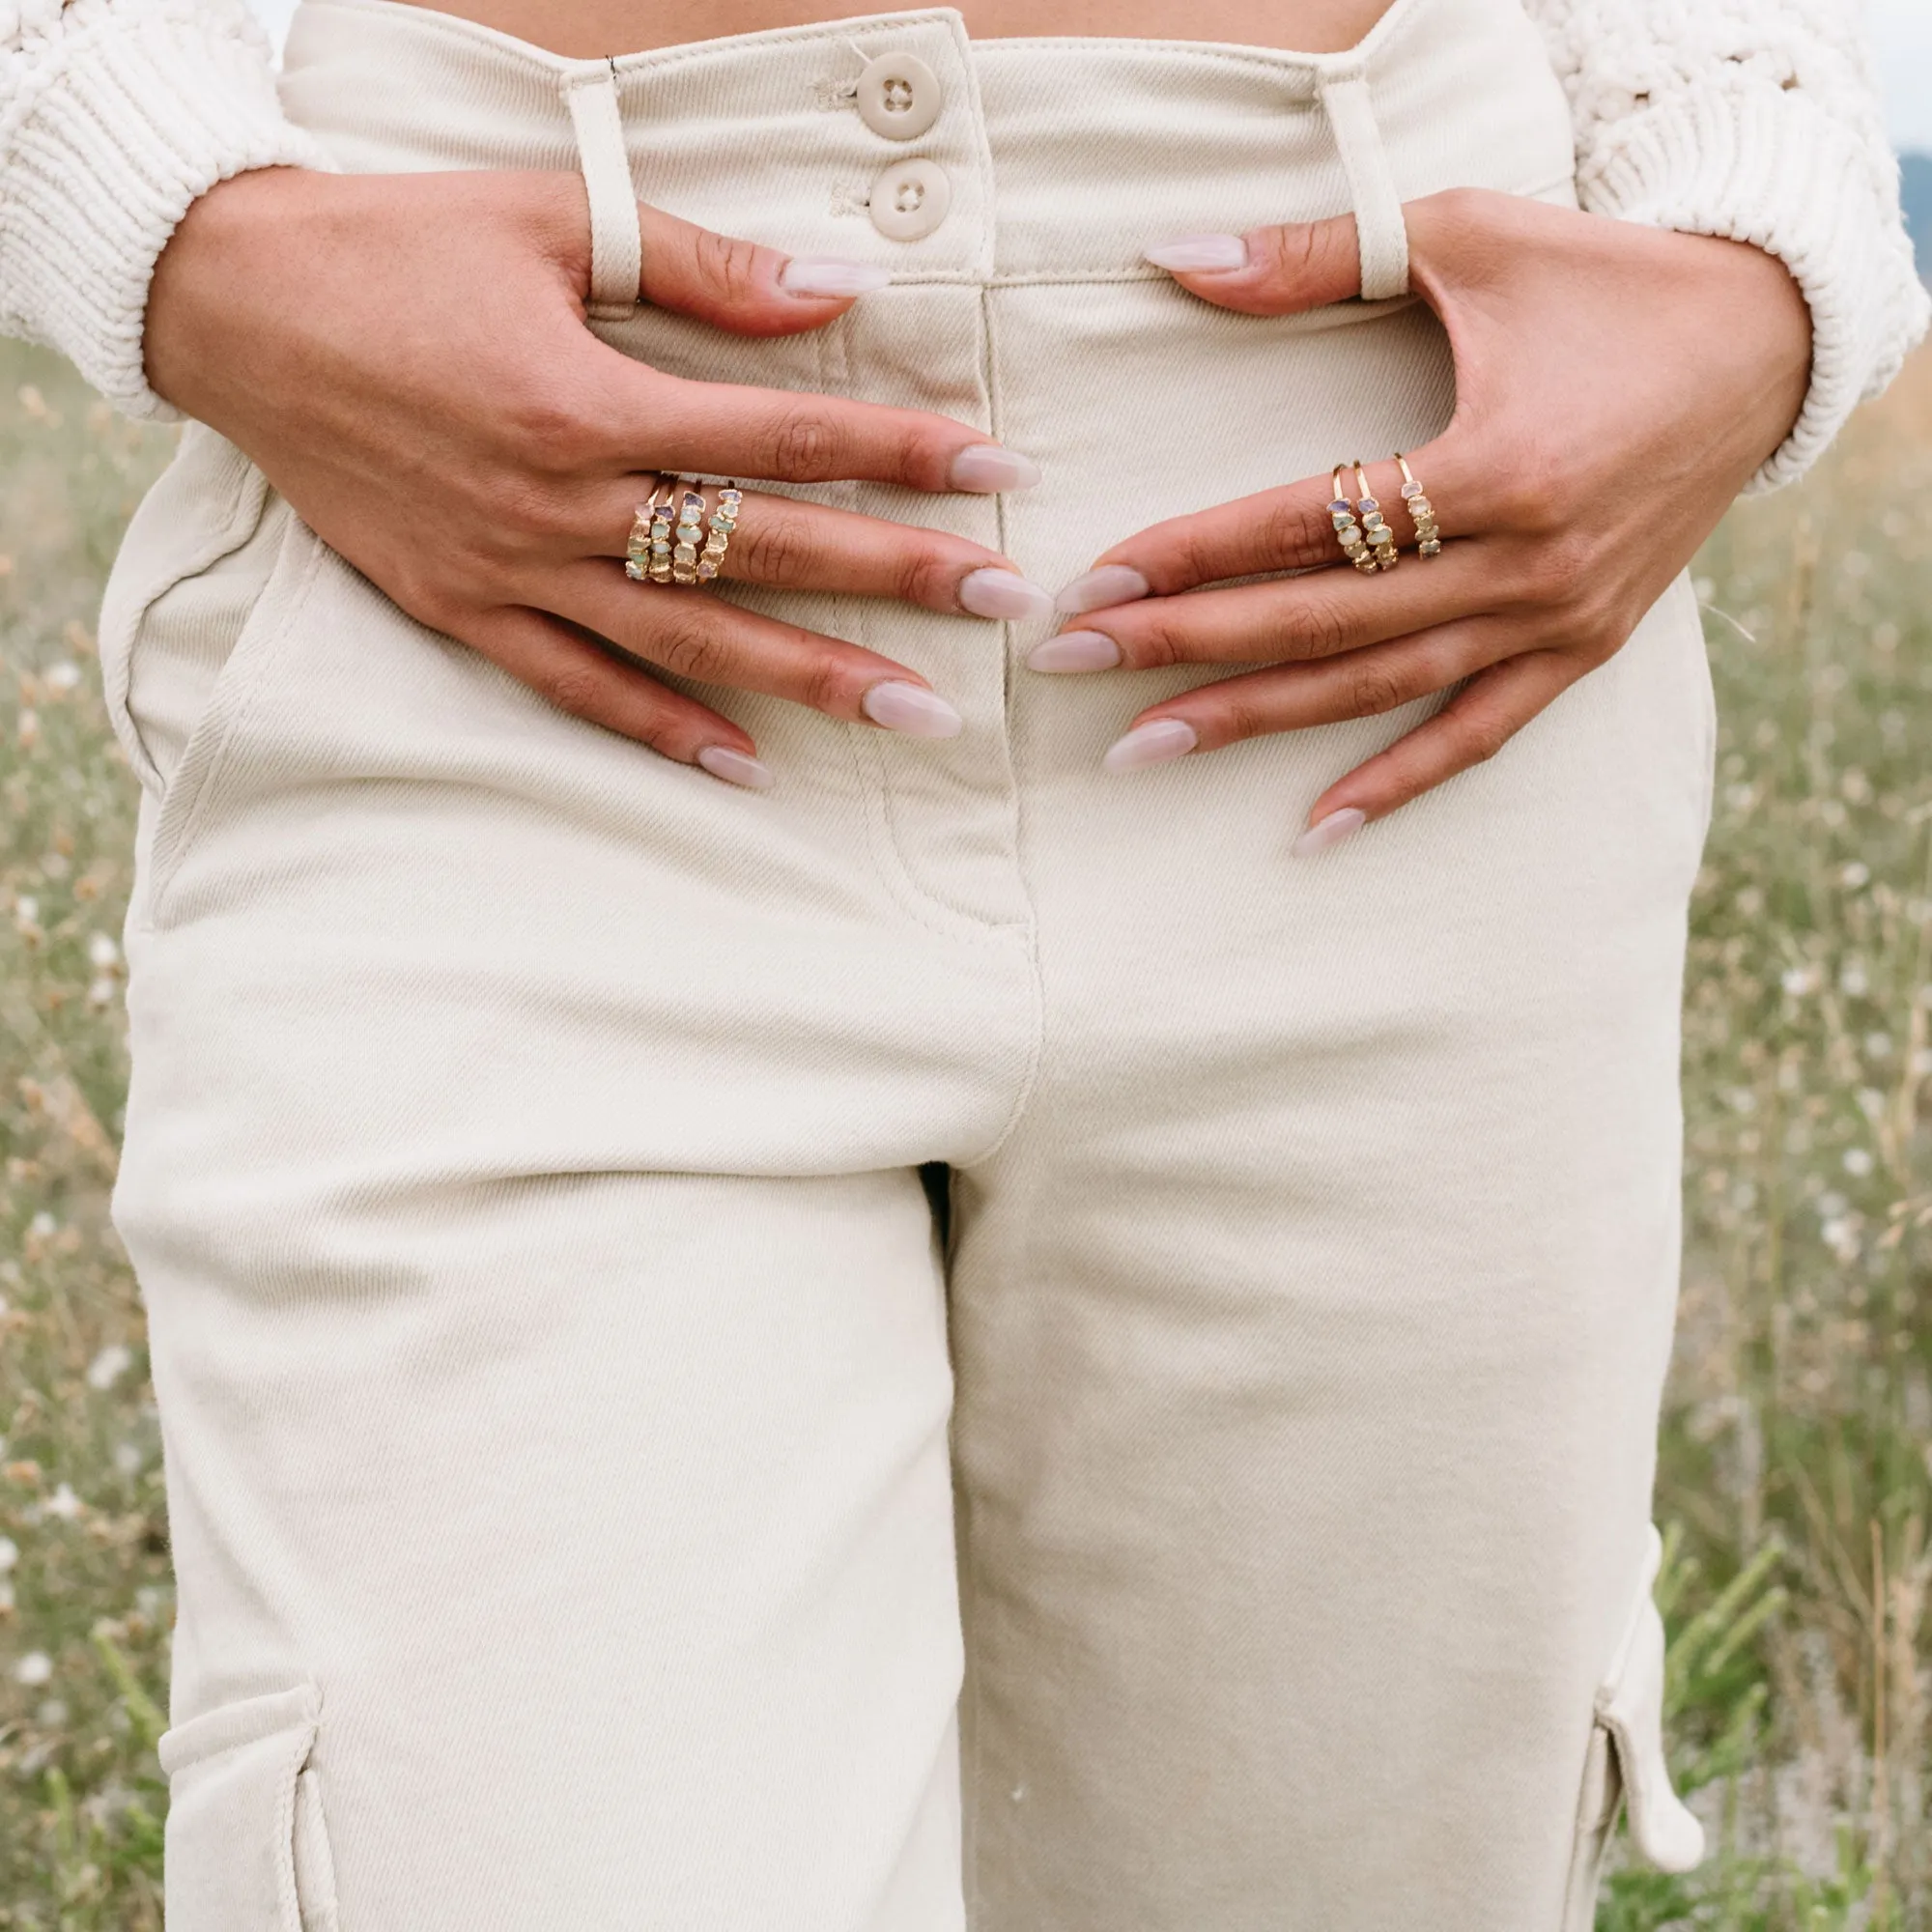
left=868, top=157, right=952, bottom=242
left=855, top=52, right=943, bottom=141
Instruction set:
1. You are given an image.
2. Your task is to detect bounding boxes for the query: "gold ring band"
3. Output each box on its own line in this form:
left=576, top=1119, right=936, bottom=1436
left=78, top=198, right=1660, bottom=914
left=1394, top=452, right=1441, bottom=557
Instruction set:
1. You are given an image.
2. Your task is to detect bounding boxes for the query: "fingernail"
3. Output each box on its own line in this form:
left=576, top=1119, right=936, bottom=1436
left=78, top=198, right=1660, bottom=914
left=779, top=256, right=893, bottom=298
left=959, top=567, right=1054, bottom=623
left=696, top=745, right=775, bottom=790
left=862, top=680, right=964, bottom=739
left=1291, top=807, right=1367, bottom=858
left=1054, top=564, right=1150, bottom=614
left=1144, top=233, right=1248, bottom=273
left=1027, top=631, right=1122, bottom=673
left=1102, top=718, right=1197, bottom=772
left=950, top=444, right=1042, bottom=493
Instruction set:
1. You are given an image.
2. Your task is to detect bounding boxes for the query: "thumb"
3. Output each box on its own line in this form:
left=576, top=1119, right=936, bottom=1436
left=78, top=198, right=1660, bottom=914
left=633, top=201, right=889, bottom=338
left=1144, top=213, right=1366, bottom=317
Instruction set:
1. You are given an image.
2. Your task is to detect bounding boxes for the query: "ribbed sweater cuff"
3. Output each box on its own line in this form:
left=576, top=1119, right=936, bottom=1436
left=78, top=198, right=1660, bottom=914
left=0, top=5, right=330, bottom=420
left=1578, top=78, right=1932, bottom=495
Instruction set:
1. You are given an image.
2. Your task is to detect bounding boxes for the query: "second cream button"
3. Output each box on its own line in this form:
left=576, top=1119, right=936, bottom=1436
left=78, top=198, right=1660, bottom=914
left=855, top=52, right=942, bottom=140
left=868, top=158, right=952, bottom=242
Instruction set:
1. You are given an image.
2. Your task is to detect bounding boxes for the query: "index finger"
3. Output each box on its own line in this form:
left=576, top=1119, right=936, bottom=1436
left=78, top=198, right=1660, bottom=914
left=620, top=364, right=1041, bottom=497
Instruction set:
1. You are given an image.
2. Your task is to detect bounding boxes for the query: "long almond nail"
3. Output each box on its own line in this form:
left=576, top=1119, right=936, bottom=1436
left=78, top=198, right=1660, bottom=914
left=1027, top=632, right=1121, bottom=673
left=950, top=445, right=1042, bottom=493
left=779, top=257, right=892, bottom=297
left=959, top=567, right=1054, bottom=622
left=1103, top=718, right=1197, bottom=772
left=1054, top=564, right=1150, bottom=614
left=1144, top=233, right=1248, bottom=273
left=862, top=681, right=964, bottom=738
left=696, top=746, right=775, bottom=790
left=1291, top=807, right=1367, bottom=858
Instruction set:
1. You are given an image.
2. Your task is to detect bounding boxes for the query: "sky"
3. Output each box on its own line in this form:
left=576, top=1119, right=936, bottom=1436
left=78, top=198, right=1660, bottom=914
left=246, top=0, right=1932, bottom=152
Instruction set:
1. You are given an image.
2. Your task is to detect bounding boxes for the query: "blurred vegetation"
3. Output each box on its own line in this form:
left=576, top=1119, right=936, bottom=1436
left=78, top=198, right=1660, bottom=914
left=0, top=337, right=1928, bottom=1925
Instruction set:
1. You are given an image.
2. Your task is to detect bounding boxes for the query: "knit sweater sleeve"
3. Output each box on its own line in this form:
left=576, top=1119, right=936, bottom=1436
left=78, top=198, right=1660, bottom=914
left=0, top=0, right=328, bottom=421
left=1521, top=0, right=1931, bottom=493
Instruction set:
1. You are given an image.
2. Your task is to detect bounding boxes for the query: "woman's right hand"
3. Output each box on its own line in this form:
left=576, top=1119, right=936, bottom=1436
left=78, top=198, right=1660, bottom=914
left=144, top=165, right=1047, bottom=788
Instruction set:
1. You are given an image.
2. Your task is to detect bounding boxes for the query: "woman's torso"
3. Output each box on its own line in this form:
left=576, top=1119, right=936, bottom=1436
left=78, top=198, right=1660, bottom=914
left=397, top=0, right=1394, bottom=57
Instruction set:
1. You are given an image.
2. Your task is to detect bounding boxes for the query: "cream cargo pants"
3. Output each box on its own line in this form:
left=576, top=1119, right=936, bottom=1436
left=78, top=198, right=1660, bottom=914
left=104, top=0, right=1715, bottom=1923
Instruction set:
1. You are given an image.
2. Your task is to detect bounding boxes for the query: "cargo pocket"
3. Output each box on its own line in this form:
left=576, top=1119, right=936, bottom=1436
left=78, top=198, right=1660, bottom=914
left=159, top=1682, right=342, bottom=1931
left=1560, top=1527, right=1705, bottom=1929
left=99, top=422, right=322, bottom=916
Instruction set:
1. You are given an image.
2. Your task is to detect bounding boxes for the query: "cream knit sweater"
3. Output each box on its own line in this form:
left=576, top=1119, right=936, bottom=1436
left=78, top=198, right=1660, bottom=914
left=1, top=0, right=1926, bottom=490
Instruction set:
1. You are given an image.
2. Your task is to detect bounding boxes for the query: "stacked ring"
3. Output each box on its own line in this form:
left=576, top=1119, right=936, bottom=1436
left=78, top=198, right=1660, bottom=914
left=1395, top=453, right=1442, bottom=557
left=1329, top=467, right=1378, bottom=573
left=645, top=480, right=678, bottom=583
left=625, top=480, right=672, bottom=582
left=1352, top=463, right=1399, bottom=571
left=670, top=485, right=709, bottom=584
left=698, top=485, right=742, bottom=582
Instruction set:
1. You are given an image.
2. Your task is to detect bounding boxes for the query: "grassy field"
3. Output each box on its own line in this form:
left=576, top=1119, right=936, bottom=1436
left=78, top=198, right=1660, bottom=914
left=0, top=333, right=1927, bottom=1927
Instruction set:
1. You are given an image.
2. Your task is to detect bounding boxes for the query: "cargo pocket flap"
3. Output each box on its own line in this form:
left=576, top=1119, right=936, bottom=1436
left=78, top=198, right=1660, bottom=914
left=159, top=1682, right=327, bottom=1930
left=1595, top=1527, right=1705, bottom=1874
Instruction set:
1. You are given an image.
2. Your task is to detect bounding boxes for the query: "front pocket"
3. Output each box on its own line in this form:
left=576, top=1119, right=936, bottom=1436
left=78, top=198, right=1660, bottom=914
left=159, top=1682, right=341, bottom=1931
left=99, top=426, right=321, bottom=921
left=1560, top=1527, right=1705, bottom=1928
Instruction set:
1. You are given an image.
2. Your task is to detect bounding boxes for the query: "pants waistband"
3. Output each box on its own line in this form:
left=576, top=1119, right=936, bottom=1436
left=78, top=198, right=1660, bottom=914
left=281, top=0, right=1578, bottom=283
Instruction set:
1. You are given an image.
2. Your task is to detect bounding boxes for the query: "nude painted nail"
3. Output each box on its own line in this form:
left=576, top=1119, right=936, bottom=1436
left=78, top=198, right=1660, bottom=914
left=1103, top=718, right=1198, bottom=772
left=1054, top=564, right=1151, bottom=614
left=1291, top=807, right=1367, bottom=858
left=949, top=444, right=1043, bottom=493
left=1144, top=233, right=1248, bottom=273
left=862, top=680, right=964, bottom=738
left=779, top=256, right=893, bottom=297
left=959, top=567, right=1054, bottom=623
left=1027, top=631, right=1122, bottom=673
left=696, top=746, right=775, bottom=790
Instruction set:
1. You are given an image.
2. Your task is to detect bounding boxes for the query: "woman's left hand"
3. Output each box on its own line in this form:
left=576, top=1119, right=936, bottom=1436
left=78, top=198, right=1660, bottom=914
left=1034, top=189, right=1811, bottom=853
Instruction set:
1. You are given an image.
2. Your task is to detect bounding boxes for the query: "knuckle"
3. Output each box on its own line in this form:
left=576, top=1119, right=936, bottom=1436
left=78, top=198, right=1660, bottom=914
left=770, top=406, right=846, bottom=482
left=694, top=227, right=766, bottom=309
left=1260, top=497, right=1327, bottom=570
left=1343, top=660, right=1408, bottom=720
left=503, top=382, right=598, bottom=474
left=1131, top=617, right=1187, bottom=670
left=799, top=648, right=851, bottom=716
left=1296, top=595, right=1353, bottom=661
left=650, top=613, right=729, bottom=685
left=1456, top=709, right=1512, bottom=765
left=539, top=662, right=609, bottom=720
left=748, top=513, right=820, bottom=590
left=1216, top=694, right=1270, bottom=745
left=896, top=544, right=956, bottom=610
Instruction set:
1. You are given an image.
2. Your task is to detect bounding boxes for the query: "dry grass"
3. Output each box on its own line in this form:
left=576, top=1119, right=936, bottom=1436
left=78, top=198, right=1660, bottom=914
left=0, top=336, right=1927, bottom=1926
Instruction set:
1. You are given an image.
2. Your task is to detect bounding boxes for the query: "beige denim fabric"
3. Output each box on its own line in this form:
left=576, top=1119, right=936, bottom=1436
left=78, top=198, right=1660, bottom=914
left=105, top=1, right=1713, bottom=1924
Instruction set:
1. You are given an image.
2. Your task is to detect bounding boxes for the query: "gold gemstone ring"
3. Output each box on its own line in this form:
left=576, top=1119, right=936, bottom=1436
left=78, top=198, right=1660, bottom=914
left=1351, top=462, right=1399, bottom=572
left=1328, top=466, right=1378, bottom=574
left=1394, top=452, right=1442, bottom=557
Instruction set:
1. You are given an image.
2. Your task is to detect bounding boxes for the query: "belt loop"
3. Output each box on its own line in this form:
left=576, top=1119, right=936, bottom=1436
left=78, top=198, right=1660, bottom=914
left=565, top=62, right=642, bottom=321
left=1317, top=70, right=1408, bottom=302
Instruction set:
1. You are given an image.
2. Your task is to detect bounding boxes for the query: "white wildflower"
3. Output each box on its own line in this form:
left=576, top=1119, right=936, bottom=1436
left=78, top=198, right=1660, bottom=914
left=0, top=1536, right=16, bottom=1571
left=44, top=1483, right=80, bottom=1520
left=1843, top=1149, right=1875, bottom=1179
left=13, top=1651, right=52, bottom=1687
left=86, top=1344, right=132, bottom=1391
left=86, top=931, right=120, bottom=969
